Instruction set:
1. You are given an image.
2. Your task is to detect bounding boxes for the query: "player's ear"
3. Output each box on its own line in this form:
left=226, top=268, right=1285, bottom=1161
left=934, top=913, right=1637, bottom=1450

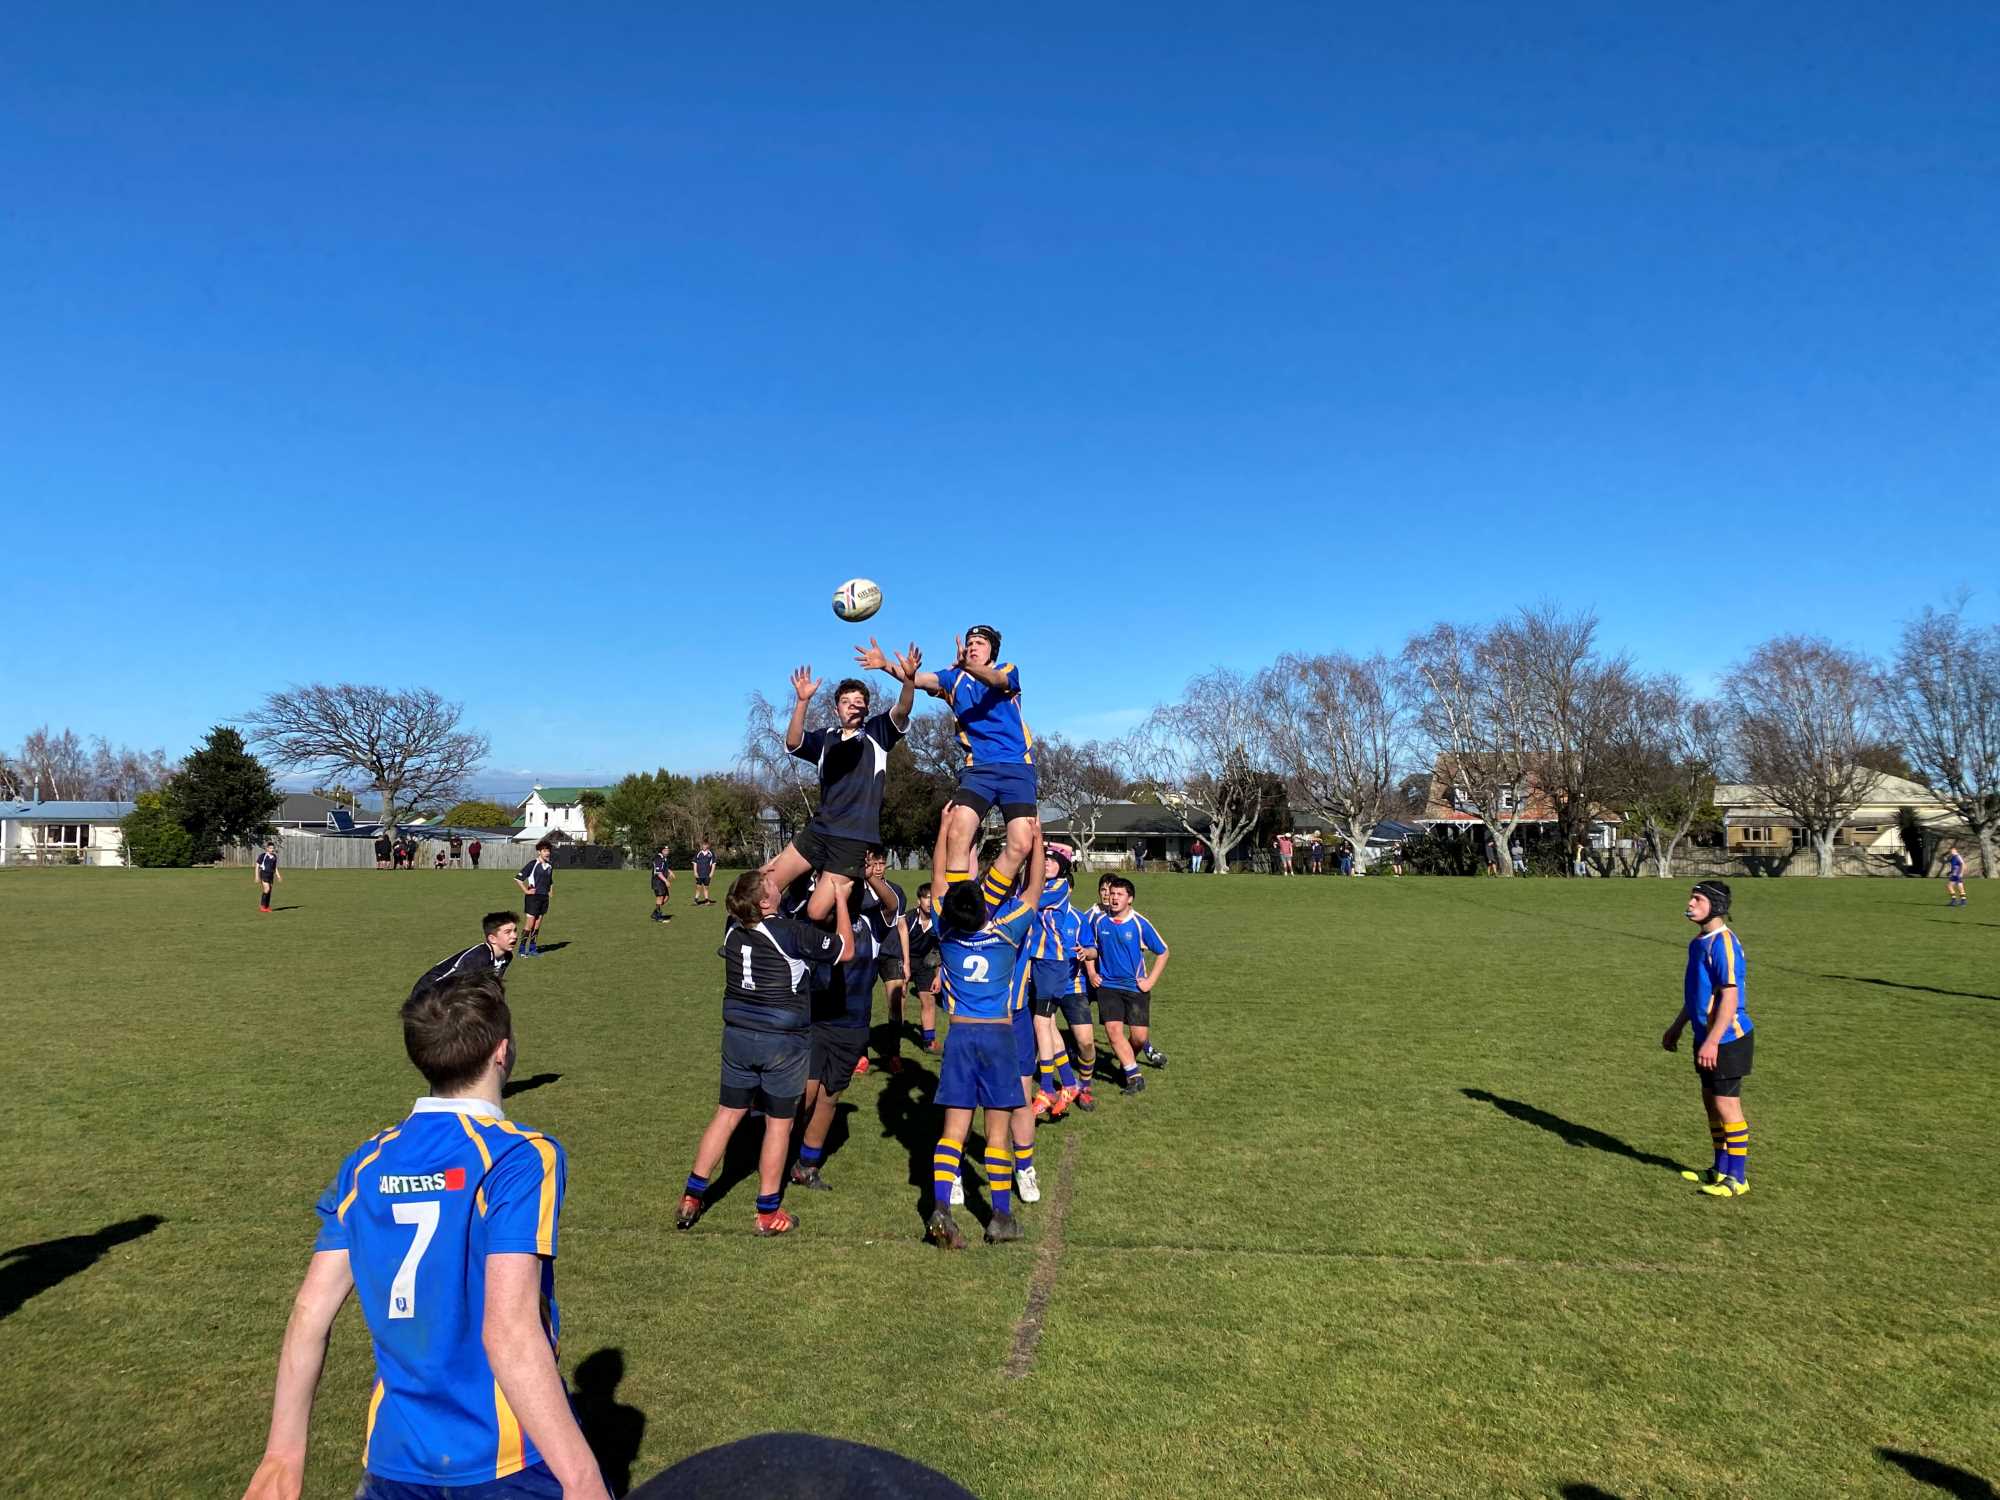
left=494, top=1035, right=516, bottom=1083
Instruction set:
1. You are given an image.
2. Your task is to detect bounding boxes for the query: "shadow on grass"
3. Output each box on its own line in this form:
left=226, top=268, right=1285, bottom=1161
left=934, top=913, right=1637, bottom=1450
left=1878, top=1449, right=1995, bottom=1498
left=572, top=1347, right=646, bottom=1497
left=502, top=1072, right=562, bottom=1099
left=1460, top=1090, right=1691, bottom=1175
left=1821, top=973, right=1998, bottom=1002
left=266, top=904, right=303, bottom=912
left=1559, top=1486, right=1626, bottom=1500
left=535, top=941, right=573, bottom=954
left=1, top=1214, right=165, bottom=1321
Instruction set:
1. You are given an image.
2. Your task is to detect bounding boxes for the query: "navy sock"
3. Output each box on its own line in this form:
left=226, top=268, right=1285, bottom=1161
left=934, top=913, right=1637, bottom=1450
left=684, top=1173, right=709, bottom=1199
left=756, top=1190, right=783, bottom=1214
left=800, top=1143, right=825, bottom=1169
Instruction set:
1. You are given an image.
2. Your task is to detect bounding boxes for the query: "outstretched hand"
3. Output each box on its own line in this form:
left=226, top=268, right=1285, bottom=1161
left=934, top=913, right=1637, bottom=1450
left=790, top=666, right=820, bottom=703
left=953, top=634, right=966, bottom=668
left=853, top=638, right=891, bottom=674
left=894, top=642, right=922, bottom=679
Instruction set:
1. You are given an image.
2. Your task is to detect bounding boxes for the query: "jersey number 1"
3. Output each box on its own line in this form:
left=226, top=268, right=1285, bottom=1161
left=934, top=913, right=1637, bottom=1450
left=388, top=1201, right=440, bottom=1320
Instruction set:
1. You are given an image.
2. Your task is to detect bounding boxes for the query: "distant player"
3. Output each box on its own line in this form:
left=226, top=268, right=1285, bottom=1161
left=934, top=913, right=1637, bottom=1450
left=469, top=837, right=483, bottom=871
left=650, top=843, right=675, bottom=923
left=239, top=971, right=610, bottom=1500
left=1083, top=874, right=1170, bottom=1095
left=409, top=912, right=519, bottom=1004
left=1945, top=843, right=1967, bottom=907
left=255, top=840, right=282, bottom=913
left=926, top=820, right=1043, bottom=1249
left=678, top=871, right=851, bottom=1237
left=762, top=654, right=918, bottom=925
left=791, top=855, right=898, bottom=1189
left=375, top=833, right=392, bottom=870
left=449, top=834, right=464, bottom=868
left=693, top=841, right=718, bottom=906
left=1664, top=881, right=1756, bottom=1198
left=514, top=841, right=554, bottom=956
left=1028, top=845, right=1096, bottom=1115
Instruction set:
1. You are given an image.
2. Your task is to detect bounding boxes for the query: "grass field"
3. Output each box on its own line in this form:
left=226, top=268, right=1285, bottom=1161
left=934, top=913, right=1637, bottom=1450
left=4, top=867, right=1997, bottom=1499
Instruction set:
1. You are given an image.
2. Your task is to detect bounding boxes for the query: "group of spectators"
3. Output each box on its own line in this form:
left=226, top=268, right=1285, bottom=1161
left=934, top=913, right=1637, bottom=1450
left=374, top=831, right=485, bottom=871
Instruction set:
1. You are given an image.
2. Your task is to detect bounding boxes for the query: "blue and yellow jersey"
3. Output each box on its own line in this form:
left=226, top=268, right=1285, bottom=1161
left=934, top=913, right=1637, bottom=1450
left=1683, top=927, right=1753, bottom=1041
left=1086, top=908, right=1167, bottom=990
left=1946, top=850, right=1966, bottom=879
left=935, top=663, right=1034, bottom=767
left=938, top=898, right=1036, bottom=1020
left=1027, top=877, right=1086, bottom=963
left=313, top=1099, right=565, bottom=1486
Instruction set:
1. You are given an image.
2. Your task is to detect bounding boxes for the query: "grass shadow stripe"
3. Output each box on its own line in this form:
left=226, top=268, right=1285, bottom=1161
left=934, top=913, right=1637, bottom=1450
left=1003, top=1130, right=1080, bottom=1381
left=1059, top=1238, right=1699, bottom=1275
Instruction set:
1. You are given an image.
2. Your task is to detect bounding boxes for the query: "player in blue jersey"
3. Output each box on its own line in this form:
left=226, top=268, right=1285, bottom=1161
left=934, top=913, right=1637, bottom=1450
left=864, top=625, right=1038, bottom=914
left=1083, top=875, right=1171, bottom=1096
left=1663, top=881, right=1756, bottom=1198
left=927, top=821, right=1044, bottom=1249
left=692, top=840, right=718, bottom=906
left=1944, top=843, right=1967, bottom=906
left=240, top=972, right=609, bottom=1500
left=1028, top=845, right=1096, bottom=1116
left=649, top=843, right=674, bottom=923
left=678, top=871, right=852, bottom=1236
left=255, top=840, right=283, bottom=913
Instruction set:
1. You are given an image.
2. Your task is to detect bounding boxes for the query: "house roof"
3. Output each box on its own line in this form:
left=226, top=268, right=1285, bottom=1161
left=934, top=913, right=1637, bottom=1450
left=521, top=787, right=611, bottom=808
left=1714, top=773, right=1949, bottom=815
left=275, top=793, right=347, bottom=823
left=0, top=800, right=136, bottom=821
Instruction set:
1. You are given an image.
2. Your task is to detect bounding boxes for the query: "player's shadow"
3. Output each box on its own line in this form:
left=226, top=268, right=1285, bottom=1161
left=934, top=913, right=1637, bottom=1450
left=706, top=1117, right=778, bottom=1207
left=536, top=941, right=573, bottom=954
left=502, top=1073, right=562, bottom=1099
left=267, top=904, right=303, bottom=912
left=1558, top=1486, right=1626, bottom=1500
left=572, top=1347, right=647, bottom=1497
left=1, top=1214, right=165, bottom=1321
left=1878, top=1448, right=1996, bottom=1498
left=1460, top=1090, right=1691, bottom=1176
left=874, top=1058, right=941, bottom=1219
left=1819, top=973, right=1998, bottom=1002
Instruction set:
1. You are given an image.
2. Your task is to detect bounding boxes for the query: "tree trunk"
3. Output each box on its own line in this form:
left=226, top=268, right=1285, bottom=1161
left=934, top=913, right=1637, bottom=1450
left=1485, top=819, right=1515, bottom=877
left=1979, top=823, right=1997, bottom=879
left=1814, top=831, right=1836, bottom=877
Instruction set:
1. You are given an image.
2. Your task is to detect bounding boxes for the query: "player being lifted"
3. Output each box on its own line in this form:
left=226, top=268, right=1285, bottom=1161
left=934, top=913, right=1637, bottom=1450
left=760, top=649, right=918, bottom=926
left=858, top=625, right=1038, bottom=908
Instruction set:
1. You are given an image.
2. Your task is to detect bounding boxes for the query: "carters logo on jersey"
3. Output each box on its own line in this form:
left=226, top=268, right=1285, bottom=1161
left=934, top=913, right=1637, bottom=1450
left=377, top=1168, right=468, bottom=1194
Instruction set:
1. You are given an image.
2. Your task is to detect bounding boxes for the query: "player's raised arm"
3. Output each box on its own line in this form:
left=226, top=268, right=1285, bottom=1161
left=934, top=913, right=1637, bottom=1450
left=853, top=639, right=925, bottom=727
left=783, top=665, right=820, bottom=753
left=241, top=1250, right=355, bottom=1500
left=952, top=634, right=1017, bottom=691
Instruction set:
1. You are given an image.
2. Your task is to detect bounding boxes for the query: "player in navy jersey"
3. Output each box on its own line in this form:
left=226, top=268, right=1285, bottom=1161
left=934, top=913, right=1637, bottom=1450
left=649, top=843, right=674, bottom=923
left=677, top=871, right=852, bottom=1236
left=692, top=841, right=718, bottom=906
left=255, top=840, right=283, bottom=913
left=1944, top=843, right=1967, bottom=906
left=514, top=842, right=554, bottom=956
left=240, top=972, right=609, bottom=1500
left=1664, top=881, right=1757, bottom=1198
left=926, top=822, right=1043, bottom=1249
left=906, top=883, right=943, bottom=1053
left=762, top=653, right=919, bottom=926
left=1083, top=875, right=1171, bottom=1095
left=861, top=853, right=912, bottom=1074
left=409, top=912, right=520, bottom=1004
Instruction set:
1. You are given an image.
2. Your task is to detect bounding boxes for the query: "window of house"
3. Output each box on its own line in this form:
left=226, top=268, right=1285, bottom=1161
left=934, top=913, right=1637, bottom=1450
left=1498, top=787, right=1517, bottom=812
left=1739, top=825, right=1773, bottom=845
left=34, top=824, right=89, bottom=847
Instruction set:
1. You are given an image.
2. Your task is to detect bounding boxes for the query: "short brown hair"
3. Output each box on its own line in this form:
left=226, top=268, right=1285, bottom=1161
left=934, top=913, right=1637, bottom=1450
left=725, top=869, right=767, bottom=925
left=401, top=971, right=512, bottom=1093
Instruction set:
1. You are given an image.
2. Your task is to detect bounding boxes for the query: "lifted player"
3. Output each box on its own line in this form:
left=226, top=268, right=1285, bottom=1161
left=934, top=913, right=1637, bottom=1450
left=1666, top=881, right=1756, bottom=1198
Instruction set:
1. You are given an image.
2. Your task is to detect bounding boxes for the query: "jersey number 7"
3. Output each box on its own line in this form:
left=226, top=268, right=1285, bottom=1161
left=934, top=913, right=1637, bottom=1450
left=388, top=1200, right=441, bottom=1319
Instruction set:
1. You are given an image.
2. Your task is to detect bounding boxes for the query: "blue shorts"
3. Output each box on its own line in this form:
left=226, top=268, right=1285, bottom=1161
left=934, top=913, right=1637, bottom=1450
left=1031, top=961, right=1092, bottom=1028
left=360, top=1461, right=564, bottom=1500
left=936, top=1022, right=1024, bottom=1109
left=951, top=762, right=1039, bottom=818
left=1013, top=1002, right=1039, bottom=1077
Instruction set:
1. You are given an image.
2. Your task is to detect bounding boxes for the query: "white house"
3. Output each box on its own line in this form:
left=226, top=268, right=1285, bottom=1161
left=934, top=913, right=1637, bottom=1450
left=0, top=800, right=136, bottom=866
left=514, top=786, right=611, bottom=843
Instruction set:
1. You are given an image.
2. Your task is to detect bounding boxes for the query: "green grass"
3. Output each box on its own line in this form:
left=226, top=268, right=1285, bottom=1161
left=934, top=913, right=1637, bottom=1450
left=4, top=867, right=1997, bottom=1498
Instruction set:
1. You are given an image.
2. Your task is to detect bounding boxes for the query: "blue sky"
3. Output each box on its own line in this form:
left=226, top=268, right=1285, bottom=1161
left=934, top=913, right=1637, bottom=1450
left=7, top=2, right=1996, bottom=787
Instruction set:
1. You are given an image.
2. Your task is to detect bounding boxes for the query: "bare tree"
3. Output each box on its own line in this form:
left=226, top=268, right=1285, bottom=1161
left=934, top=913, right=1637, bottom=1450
left=1613, top=675, right=1722, bottom=877
left=1886, top=603, right=2000, bottom=875
left=0, top=753, right=21, bottom=799
left=1504, top=605, right=1639, bottom=870
left=1259, top=651, right=1411, bottom=868
left=1723, top=636, right=1880, bottom=877
left=1127, top=669, right=1268, bottom=873
left=904, top=706, right=964, bottom=783
left=1034, top=732, right=1130, bottom=862
left=16, top=726, right=92, bottom=799
left=87, top=738, right=176, bottom=800
left=244, top=685, right=488, bottom=837
left=737, top=687, right=825, bottom=836
left=1403, top=623, right=1536, bottom=875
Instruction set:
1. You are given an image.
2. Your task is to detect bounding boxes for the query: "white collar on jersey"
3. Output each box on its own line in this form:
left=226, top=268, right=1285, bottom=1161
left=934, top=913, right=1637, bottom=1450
left=412, top=1096, right=505, bottom=1119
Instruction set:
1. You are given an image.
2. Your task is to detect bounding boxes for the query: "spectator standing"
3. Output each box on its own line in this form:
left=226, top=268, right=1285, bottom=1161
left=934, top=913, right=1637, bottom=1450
left=469, top=837, right=483, bottom=870
left=1190, top=838, right=1206, bottom=874
left=1511, top=838, right=1528, bottom=875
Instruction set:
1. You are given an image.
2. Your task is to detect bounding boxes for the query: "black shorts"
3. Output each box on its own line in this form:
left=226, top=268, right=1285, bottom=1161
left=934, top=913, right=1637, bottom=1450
left=794, top=827, right=871, bottom=881
left=651, top=876, right=670, bottom=897
left=1096, top=987, right=1149, bottom=1028
left=877, top=951, right=906, bottom=982
left=695, top=870, right=713, bottom=886
left=719, top=1025, right=807, bottom=1118
left=911, top=961, right=940, bottom=997
left=1697, top=1033, right=1755, bottom=1096
left=809, top=1023, right=868, bottom=1091
left=523, top=894, right=549, bottom=918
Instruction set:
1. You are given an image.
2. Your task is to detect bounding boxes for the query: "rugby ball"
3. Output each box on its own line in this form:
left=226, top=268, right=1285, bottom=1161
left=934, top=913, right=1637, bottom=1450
left=833, top=578, right=882, bottom=623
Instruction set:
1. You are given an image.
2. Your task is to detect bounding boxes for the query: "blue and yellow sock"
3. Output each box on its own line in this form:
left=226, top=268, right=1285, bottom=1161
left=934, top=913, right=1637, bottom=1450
left=1054, top=1049, right=1078, bottom=1091
left=755, top=1189, right=782, bottom=1214
left=1080, top=1053, right=1096, bottom=1084
left=1037, top=1058, right=1058, bottom=1094
left=1708, top=1119, right=1727, bottom=1177
left=944, top=869, right=972, bottom=887
left=684, top=1173, right=709, bottom=1200
left=1014, top=1140, right=1033, bottom=1177
left=980, top=867, right=1012, bottom=907
left=933, top=1137, right=964, bottom=1205
left=985, top=1146, right=1014, bottom=1216
left=1722, top=1120, right=1749, bottom=1182
left=799, top=1143, right=824, bottom=1170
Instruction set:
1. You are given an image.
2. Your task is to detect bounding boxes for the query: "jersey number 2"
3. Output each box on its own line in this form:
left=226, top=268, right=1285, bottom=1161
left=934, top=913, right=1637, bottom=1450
left=960, top=954, right=990, bottom=983
left=388, top=1200, right=440, bottom=1320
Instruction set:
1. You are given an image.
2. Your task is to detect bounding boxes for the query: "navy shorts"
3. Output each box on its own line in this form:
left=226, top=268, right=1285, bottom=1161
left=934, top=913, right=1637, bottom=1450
left=936, top=1022, right=1023, bottom=1109
left=1696, top=1032, right=1755, bottom=1097
left=809, top=1022, right=867, bottom=1091
left=1096, top=986, right=1149, bottom=1028
left=523, top=895, right=549, bottom=918
left=360, top=1461, right=565, bottom=1499
left=1031, top=961, right=1091, bottom=1027
left=720, top=1025, right=807, bottom=1117
left=951, top=762, right=1039, bottom=820
left=651, top=876, right=669, bottom=896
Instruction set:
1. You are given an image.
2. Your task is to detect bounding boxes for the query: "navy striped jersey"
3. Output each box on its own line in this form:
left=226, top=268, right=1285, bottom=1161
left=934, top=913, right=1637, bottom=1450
left=905, top=910, right=940, bottom=972
left=934, top=663, right=1034, bottom=766
left=938, top=898, right=1036, bottom=1020
left=256, top=850, right=278, bottom=880
left=791, top=712, right=905, bottom=841
left=721, top=917, right=844, bottom=1034
left=517, top=859, right=552, bottom=896
left=312, top=1098, right=564, bottom=1486
left=861, top=879, right=905, bottom=950
left=816, top=907, right=881, bottom=1029
left=651, top=852, right=672, bottom=881
left=1683, top=927, right=1752, bottom=1040
left=694, top=848, right=717, bottom=879
left=1084, top=907, right=1166, bottom=989
left=409, top=942, right=509, bottom=1003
